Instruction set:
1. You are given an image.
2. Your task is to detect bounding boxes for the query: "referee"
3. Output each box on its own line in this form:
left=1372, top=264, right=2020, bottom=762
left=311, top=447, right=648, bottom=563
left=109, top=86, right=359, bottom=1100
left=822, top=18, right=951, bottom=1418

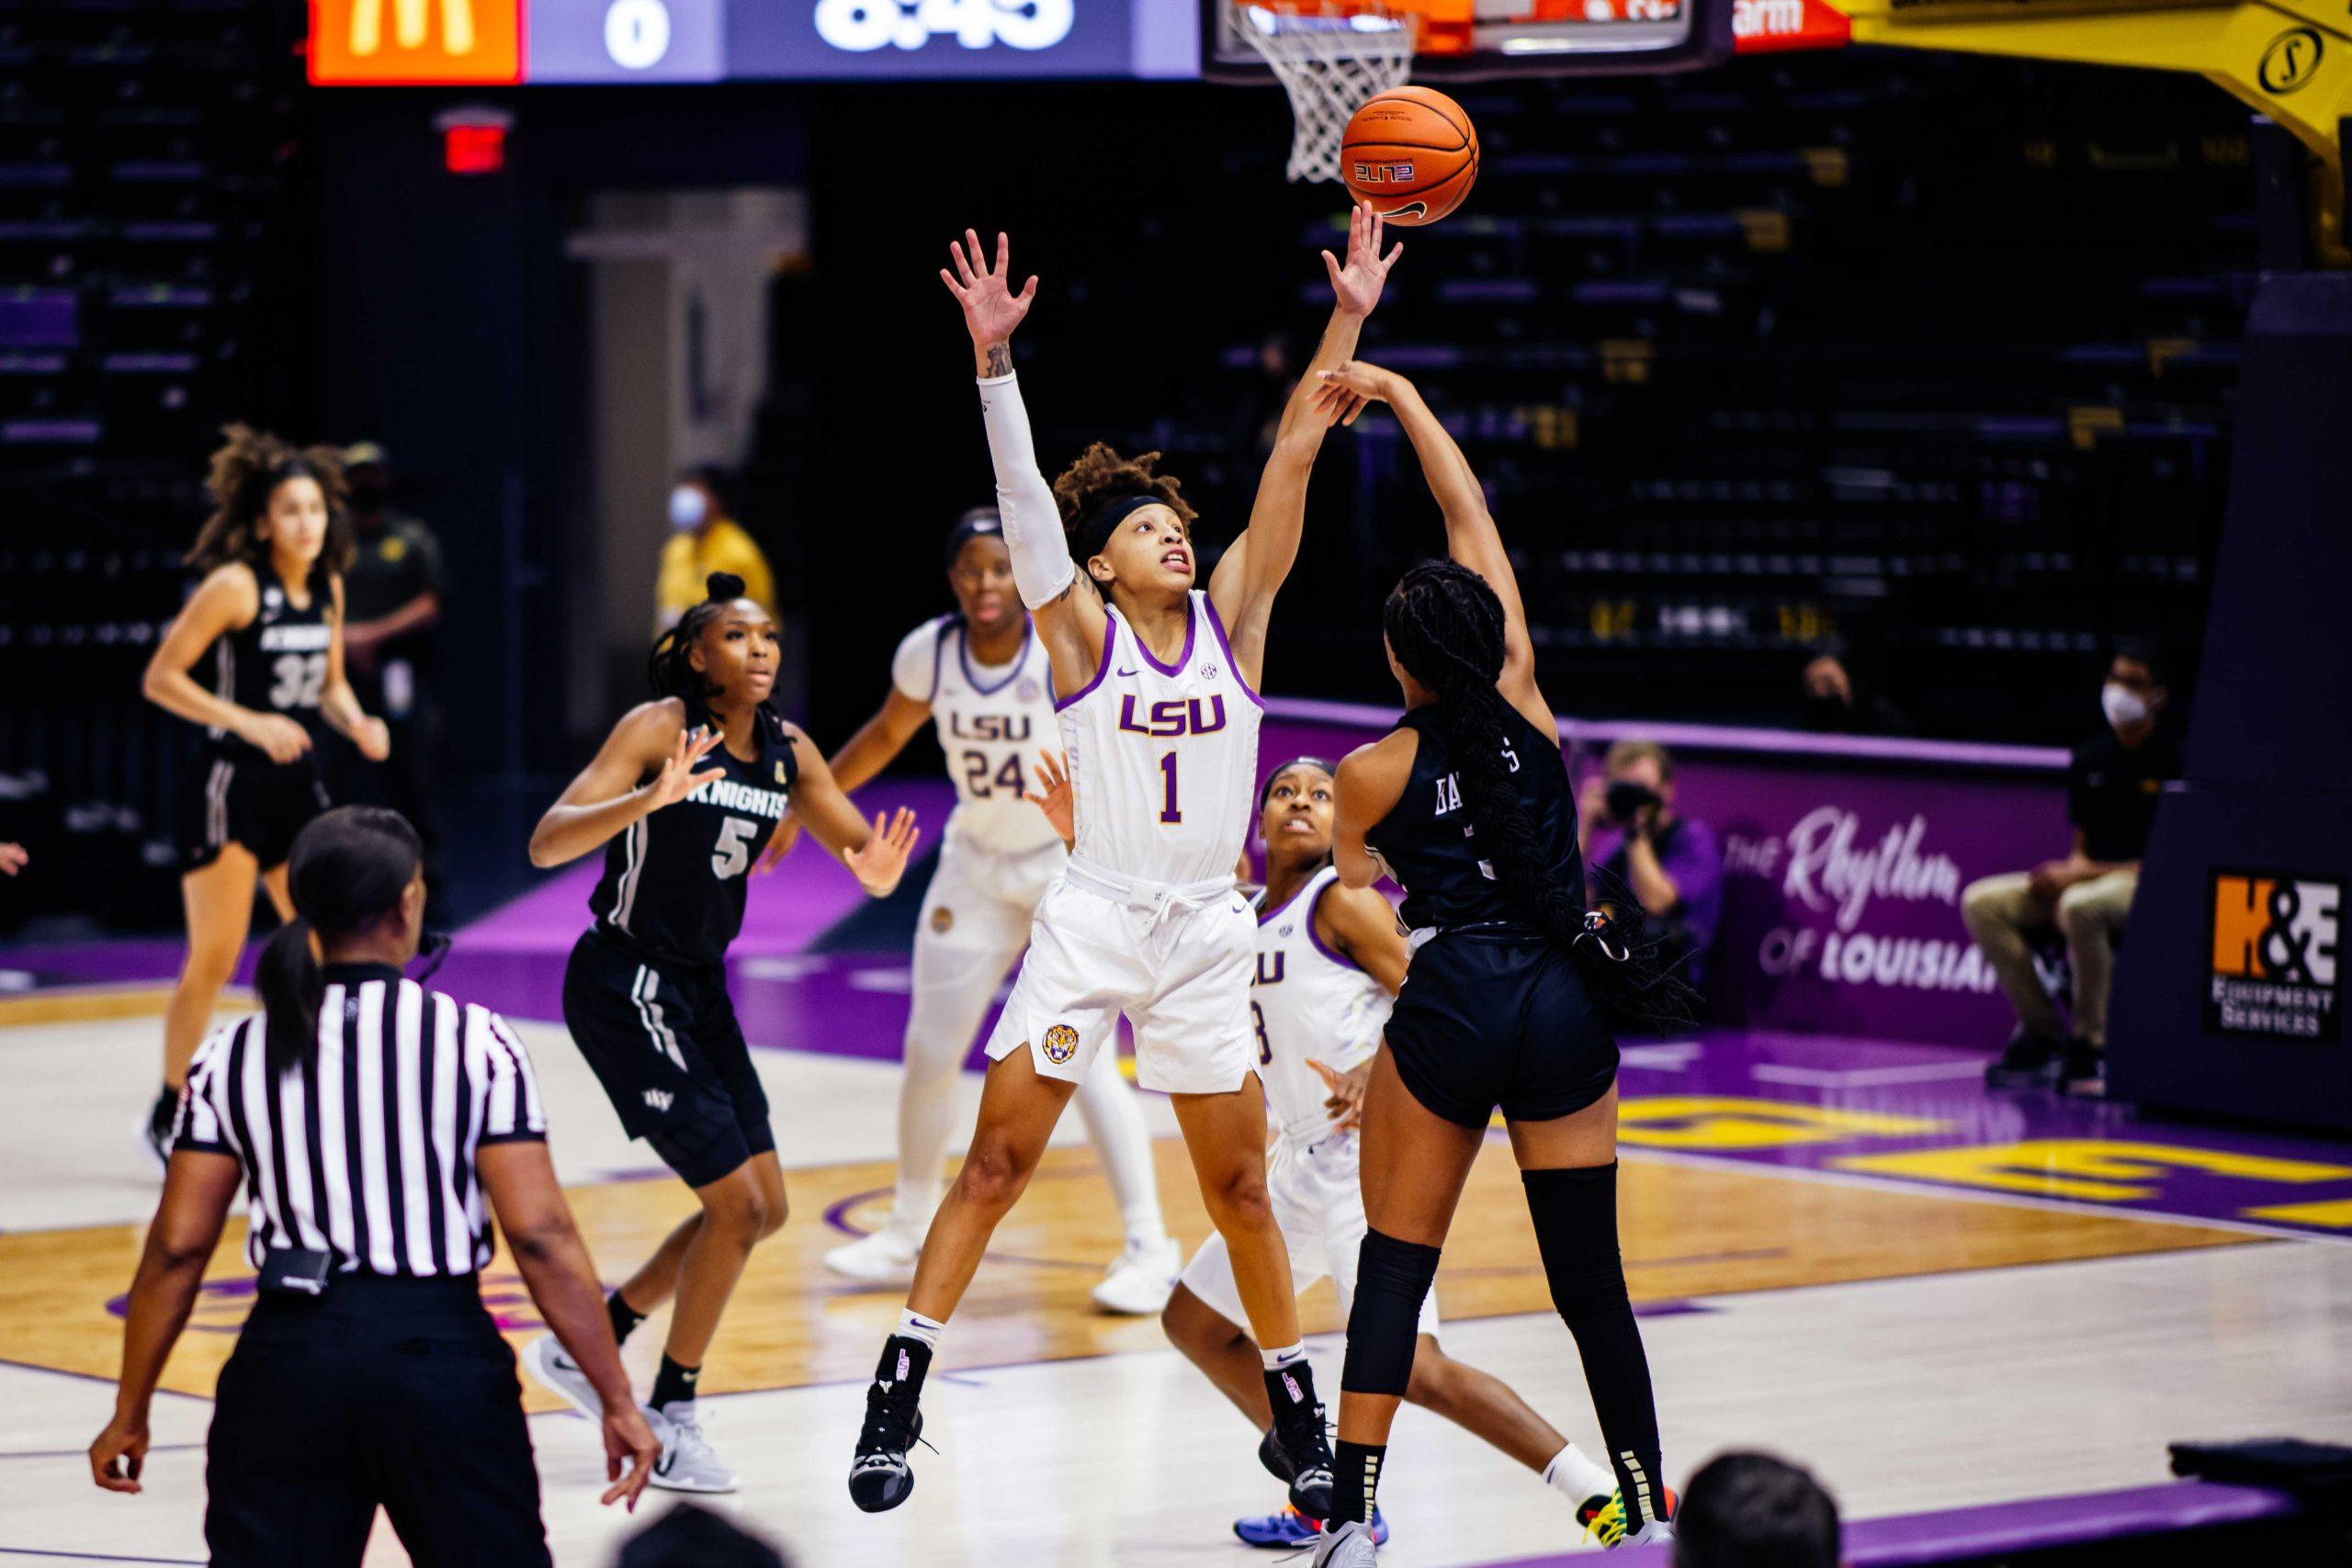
left=89, top=807, right=660, bottom=1565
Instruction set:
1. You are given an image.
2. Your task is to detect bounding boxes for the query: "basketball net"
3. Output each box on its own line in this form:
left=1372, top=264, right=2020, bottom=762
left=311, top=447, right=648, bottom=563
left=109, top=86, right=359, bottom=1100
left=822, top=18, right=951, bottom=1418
left=1234, top=2, right=1419, bottom=185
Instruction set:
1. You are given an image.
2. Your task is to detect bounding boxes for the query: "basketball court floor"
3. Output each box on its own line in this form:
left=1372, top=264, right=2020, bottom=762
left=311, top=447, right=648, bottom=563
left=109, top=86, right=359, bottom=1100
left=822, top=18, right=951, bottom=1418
left=6, top=797, right=2351, bottom=1565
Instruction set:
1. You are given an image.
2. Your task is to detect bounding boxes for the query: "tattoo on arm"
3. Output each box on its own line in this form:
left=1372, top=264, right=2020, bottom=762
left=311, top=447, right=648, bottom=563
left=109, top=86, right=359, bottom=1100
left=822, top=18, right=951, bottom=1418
left=985, top=343, right=1012, bottom=378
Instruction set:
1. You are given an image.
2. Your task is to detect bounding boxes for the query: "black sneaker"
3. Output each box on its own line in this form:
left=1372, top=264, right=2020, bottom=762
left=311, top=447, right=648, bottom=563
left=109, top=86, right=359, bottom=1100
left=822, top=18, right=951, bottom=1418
left=2058, top=1038, right=2106, bottom=1096
left=1266, top=1403, right=1335, bottom=1521
left=1984, top=1030, right=2064, bottom=1088
left=848, top=1379, right=924, bottom=1513
left=141, top=1087, right=178, bottom=1170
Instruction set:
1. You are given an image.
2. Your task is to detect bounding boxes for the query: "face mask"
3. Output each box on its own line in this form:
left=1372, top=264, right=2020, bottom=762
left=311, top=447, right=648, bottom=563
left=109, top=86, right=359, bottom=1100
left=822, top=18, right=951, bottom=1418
left=668, top=486, right=709, bottom=531
left=2101, top=682, right=2150, bottom=729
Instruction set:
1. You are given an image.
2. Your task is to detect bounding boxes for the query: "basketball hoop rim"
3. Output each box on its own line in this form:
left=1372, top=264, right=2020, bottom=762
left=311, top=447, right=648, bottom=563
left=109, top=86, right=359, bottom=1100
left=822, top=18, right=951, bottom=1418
left=1197, top=0, right=1740, bottom=84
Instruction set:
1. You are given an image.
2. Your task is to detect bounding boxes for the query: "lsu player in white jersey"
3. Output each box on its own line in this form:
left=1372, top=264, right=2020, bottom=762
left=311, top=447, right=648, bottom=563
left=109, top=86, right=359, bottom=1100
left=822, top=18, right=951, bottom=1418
left=847, top=209, right=1402, bottom=1521
left=808, top=507, right=1178, bottom=1313
left=1158, top=759, right=1629, bottom=1551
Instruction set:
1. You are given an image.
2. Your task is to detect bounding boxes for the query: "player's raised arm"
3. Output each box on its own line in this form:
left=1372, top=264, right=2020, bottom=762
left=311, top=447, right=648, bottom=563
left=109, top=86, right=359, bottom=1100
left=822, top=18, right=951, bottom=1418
left=942, top=231, right=1107, bottom=686
left=527, top=703, right=722, bottom=869
left=1317, top=359, right=1544, bottom=721
left=1208, top=204, right=1403, bottom=688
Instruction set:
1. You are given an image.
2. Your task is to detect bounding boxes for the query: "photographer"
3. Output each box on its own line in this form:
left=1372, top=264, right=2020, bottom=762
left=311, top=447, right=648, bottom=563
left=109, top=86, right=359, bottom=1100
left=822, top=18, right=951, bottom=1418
left=1579, top=739, right=1724, bottom=990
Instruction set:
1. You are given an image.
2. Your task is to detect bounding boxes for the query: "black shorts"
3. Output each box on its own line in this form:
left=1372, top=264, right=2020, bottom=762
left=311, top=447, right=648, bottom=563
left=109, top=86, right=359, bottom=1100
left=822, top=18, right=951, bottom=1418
left=179, top=746, right=330, bottom=873
left=562, top=929, right=774, bottom=1188
left=1383, top=931, right=1619, bottom=1129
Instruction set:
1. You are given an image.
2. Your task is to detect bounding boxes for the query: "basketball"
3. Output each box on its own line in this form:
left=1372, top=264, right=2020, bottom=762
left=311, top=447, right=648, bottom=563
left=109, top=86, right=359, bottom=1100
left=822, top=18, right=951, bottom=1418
left=1340, top=85, right=1479, bottom=226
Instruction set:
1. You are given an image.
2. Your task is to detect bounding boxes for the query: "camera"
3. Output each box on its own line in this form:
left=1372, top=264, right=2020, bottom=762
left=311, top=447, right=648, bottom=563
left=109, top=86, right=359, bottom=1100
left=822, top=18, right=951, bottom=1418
left=1605, top=780, right=1661, bottom=826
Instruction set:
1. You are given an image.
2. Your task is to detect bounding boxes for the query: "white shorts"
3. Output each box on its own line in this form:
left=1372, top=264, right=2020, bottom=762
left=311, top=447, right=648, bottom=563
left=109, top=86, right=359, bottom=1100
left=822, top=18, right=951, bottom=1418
left=1181, top=1133, right=1442, bottom=1337
left=983, top=872, right=1257, bottom=1096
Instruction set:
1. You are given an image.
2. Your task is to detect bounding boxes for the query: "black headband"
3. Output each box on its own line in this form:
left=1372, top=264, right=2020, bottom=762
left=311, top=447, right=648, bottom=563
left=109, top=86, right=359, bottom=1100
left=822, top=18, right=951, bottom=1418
left=944, top=509, right=1002, bottom=570
left=1259, top=756, right=1340, bottom=809
left=1078, top=492, right=1167, bottom=563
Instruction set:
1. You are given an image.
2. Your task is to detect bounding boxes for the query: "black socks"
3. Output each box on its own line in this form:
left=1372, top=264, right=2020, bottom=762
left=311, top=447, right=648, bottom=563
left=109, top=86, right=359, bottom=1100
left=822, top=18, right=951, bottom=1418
left=1523, top=1162, right=1665, bottom=1530
left=607, top=1291, right=648, bottom=1348
left=1332, top=1438, right=1386, bottom=1526
left=650, top=1354, right=700, bottom=1412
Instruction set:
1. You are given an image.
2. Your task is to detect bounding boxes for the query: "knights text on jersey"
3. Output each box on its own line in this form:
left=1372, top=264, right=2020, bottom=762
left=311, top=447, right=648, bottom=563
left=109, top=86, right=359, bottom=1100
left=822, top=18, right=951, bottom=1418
left=588, top=706, right=797, bottom=967
left=1363, top=701, right=1581, bottom=937
left=892, top=615, right=1062, bottom=855
left=1054, top=591, right=1263, bottom=886
left=208, top=566, right=334, bottom=747
left=1251, top=866, right=1392, bottom=1145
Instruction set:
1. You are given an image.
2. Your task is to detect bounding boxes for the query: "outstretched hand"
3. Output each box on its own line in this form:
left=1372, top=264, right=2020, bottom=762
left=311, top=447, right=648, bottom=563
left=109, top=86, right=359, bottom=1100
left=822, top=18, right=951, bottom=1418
left=646, top=726, right=727, bottom=811
left=941, top=230, right=1037, bottom=358
left=1323, top=202, right=1404, bottom=320
left=1307, top=1055, right=1374, bottom=1133
left=1022, top=749, right=1075, bottom=844
left=848, top=807, right=922, bottom=897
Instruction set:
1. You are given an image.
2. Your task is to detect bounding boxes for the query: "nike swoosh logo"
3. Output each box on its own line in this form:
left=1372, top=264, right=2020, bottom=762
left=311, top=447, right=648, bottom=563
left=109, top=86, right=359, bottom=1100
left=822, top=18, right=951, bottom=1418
left=1117, top=667, right=1140, bottom=678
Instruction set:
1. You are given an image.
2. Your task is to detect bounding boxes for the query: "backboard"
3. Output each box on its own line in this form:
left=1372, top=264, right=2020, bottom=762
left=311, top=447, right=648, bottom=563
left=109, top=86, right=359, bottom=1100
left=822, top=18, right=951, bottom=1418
left=1203, top=0, right=1736, bottom=83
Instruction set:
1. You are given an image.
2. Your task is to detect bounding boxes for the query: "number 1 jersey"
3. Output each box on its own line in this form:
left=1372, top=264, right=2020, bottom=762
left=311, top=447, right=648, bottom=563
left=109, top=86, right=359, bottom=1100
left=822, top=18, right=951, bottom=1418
left=588, top=703, right=797, bottom=967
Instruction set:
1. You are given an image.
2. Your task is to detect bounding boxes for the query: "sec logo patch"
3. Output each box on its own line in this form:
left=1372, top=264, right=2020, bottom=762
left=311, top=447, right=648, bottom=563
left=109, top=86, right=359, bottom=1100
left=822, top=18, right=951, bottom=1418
left=1040, top=1022, right=1080, bottom=1065
left=930, top=907, right=955, bottom=935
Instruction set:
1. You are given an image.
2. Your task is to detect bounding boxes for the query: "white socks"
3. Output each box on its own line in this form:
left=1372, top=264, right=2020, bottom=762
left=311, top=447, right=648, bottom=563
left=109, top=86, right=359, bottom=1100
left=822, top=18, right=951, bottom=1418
left=1261, top=1341, right=1309, bottom=1371
left=1545, top=1442, right=1619, bottom=1505
left=895, top=1308, right=945, bottom=1351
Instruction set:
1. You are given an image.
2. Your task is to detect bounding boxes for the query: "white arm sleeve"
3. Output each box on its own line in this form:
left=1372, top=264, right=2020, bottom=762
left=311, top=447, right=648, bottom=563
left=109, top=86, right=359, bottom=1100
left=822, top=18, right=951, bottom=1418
left=977, top=371, right=1076, bottom=610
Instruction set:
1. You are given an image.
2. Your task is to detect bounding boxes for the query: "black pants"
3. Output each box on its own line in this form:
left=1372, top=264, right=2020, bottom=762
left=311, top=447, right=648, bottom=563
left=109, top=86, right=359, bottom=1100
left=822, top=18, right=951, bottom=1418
left=206, top=1274, right=551, bottom=1568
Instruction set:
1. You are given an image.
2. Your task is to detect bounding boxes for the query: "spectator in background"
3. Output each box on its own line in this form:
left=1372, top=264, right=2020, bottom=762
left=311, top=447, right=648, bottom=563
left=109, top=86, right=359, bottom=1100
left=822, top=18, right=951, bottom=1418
left=655, top=468, right=773, bottom=632
left=1579, top=739, right=1724, bottom=991
left=1963, top=641, right=2179, bottom=1093
left=1674, top=1451, right=1840, bottom=1568
left=0, top=843, right=25, bottom=875
left=337, top=443, right=447, bottom=916
left=616, top=1504, right=789, bottom=1568
left=1800, top=637, right=1907, bottom=736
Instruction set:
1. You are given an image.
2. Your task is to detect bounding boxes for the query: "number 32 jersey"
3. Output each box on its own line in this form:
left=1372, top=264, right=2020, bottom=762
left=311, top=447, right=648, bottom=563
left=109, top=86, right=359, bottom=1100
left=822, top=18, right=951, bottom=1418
left=893, top=614, right=1063, bottom=857
left=207, top=565, right=334, bottom=750
left=589, top=703, right=798, bottom=968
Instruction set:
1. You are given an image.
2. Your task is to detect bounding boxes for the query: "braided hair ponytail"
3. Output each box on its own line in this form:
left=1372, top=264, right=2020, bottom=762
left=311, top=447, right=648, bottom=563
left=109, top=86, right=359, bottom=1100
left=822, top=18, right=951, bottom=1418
left=649, top=571, right=750, bottom=701
left=254, top=807, right=424, bottom=1077
left=1383, top=561, right=1694, bottom=1033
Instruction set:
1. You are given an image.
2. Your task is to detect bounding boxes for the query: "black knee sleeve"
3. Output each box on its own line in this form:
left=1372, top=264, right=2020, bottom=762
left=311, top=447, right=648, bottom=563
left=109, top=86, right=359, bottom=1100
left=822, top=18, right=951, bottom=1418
left=1522, top=1163, right=1626, bottom=1311
left=1340, top=1228, right=1442, bottom=1397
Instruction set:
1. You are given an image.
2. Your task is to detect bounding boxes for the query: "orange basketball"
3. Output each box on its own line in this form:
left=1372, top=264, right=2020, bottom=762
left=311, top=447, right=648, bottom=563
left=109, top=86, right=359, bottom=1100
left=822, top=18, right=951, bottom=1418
left=1340, top=85, right=1479, bottom=227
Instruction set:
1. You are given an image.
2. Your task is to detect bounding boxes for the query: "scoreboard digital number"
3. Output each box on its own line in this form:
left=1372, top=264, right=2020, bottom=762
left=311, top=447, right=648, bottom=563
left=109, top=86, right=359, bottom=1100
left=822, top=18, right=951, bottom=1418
left=811, top=0, right=1076, bottom=53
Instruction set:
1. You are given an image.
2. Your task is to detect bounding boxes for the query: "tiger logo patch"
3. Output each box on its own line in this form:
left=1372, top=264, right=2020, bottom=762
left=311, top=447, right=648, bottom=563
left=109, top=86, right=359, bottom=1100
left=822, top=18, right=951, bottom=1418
left=1040, top=1023, right=1080, bottom=1065
left=930, top=907, right=956, bottom=935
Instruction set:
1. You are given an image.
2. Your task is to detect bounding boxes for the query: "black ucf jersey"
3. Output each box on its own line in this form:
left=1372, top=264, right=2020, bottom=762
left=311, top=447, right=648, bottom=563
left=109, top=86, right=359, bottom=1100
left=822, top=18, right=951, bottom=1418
left=1363, top=700, right=1581, bottom=938
left=209, top=566, right=334, bottom=748
left=588, top=703, right=798, bottom=967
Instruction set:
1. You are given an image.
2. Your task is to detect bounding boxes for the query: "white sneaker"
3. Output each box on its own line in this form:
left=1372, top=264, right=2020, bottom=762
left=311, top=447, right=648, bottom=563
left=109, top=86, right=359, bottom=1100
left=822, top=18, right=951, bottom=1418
left=825, top=1227, right=922, bottom=1285
left=650, top=1401, right=739, bottom=1493
left=1623, top=1518, right=1677, bottom=1547
left=1311, top=1517, right=1380, bottom=1565
left=1089, top=1235, right=1181, bottom=1315
left=521, top=1333, right=605, bottom=1419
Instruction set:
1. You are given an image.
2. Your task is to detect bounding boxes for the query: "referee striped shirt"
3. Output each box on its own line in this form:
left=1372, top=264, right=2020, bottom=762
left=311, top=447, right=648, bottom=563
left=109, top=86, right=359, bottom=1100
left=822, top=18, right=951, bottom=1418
left=172, top=963, right=548, bottom=1277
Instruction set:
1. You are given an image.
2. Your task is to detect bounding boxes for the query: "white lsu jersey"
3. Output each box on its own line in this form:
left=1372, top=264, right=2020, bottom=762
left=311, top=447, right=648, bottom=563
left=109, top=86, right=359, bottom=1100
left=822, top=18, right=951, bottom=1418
left=1057, top=591, right=1264, bottom=886
left=892, top=615, right=1063, bottom=856
left=1251, top=865, right=1393, bottom=1146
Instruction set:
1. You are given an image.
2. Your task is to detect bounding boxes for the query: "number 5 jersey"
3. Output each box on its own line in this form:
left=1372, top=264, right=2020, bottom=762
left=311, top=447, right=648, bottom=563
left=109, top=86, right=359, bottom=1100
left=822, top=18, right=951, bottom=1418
left=588, top=703, right=798, bottom=967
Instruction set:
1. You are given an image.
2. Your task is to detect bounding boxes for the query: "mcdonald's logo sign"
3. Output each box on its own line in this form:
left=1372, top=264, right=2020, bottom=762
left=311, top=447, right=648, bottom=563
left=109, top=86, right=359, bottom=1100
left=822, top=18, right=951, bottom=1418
left=310, top=0, right=523, bottom=85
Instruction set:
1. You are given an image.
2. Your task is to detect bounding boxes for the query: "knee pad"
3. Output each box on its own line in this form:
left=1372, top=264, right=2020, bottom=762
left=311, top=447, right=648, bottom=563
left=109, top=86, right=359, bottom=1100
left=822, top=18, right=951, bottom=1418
left=1340, top=1228, right=1442, bottom=1397
left=1522, top=1163, right=1624, bottom=1313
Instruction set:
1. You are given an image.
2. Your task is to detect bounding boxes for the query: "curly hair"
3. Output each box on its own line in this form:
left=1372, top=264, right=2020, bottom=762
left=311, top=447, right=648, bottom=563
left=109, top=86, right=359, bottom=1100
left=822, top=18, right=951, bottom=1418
left=186, top=424, right=354, bottom=581
left=1383, top=559, right=1695, bottom=1034
left=1050, top=443, right=1197, bottom=554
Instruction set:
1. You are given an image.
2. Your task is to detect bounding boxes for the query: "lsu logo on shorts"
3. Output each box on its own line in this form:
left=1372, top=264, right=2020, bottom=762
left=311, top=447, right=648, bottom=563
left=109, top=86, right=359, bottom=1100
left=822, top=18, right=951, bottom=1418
left=2207, top=870, right=2343, bottom=1042
left=930, top=906, right=955, bottom=935
left=1039, top=1023, right=1080, bottom=1065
